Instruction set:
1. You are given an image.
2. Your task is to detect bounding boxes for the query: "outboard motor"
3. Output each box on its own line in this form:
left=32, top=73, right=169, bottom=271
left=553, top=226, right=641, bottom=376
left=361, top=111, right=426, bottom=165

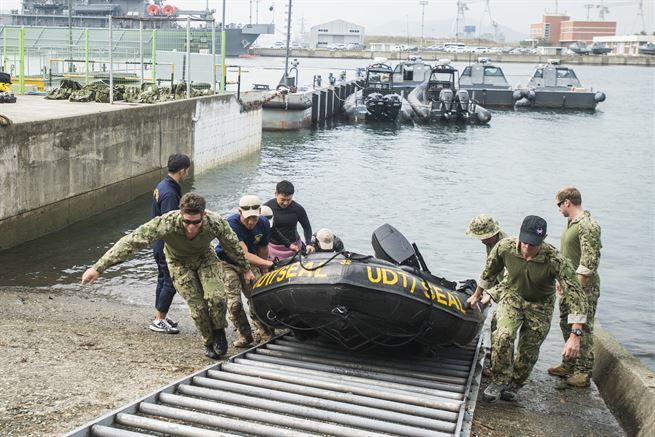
left=594, top=91, right=606, bottom=103
left=438, top=88, right=454, bottom=119
left=371, top=224, right=421, bottom=270
left=456, top=90, right=470, bottom=113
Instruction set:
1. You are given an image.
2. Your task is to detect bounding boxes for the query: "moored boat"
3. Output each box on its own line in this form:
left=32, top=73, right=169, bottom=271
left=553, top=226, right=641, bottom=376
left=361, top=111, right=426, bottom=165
left=458, top=59, right=517, bottom=108
left=343, top=63, right=414, bottom=122
left=250, top=224, right=486, bottom=351
left=514, top=60, right=606, bottom=110
left=407, top=60, right=492, bottom=123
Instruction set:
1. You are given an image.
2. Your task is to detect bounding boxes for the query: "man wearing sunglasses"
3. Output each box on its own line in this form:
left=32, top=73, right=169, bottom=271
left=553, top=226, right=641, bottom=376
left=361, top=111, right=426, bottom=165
left=467, top=215, right=588, bottom=403
left=81, top=193, right=254, bottom=360
left=216, top=195, right=276, bottom=347
left=548, top=187, right=602, bottom=388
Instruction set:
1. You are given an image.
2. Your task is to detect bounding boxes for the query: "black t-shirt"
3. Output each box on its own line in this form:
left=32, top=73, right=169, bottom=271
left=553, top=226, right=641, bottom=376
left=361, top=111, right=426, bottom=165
left=264, top=198, right=312, bottom=246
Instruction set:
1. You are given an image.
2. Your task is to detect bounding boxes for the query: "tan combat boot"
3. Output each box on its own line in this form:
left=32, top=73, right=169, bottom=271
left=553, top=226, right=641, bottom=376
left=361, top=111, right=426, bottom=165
left=547, top=364, right=571, bottom=378
left=566, top=373, right=590, bottom=387
left=233, top=334, right=253, bottom=348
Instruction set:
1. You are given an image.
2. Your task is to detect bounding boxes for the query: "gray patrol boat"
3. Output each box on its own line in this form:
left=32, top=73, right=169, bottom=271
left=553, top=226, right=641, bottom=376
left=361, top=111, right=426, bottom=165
left=515, top=60, right=606, bottom=110
left=458, top=59, right=517, bottom=107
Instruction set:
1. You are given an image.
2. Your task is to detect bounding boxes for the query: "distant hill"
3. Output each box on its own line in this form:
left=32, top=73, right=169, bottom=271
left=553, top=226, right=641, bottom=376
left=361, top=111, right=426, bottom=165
left=366, top=18, right=528, bottom=43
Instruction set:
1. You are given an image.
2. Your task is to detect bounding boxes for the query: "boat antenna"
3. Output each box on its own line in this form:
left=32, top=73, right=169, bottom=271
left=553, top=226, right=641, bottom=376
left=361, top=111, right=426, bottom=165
left=281, top=0, right=293, bottom=87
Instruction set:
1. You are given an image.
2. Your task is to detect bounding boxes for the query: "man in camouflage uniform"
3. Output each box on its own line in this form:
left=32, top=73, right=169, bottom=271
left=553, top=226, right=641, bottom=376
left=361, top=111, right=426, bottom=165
left=548, top=187, right=602, bottom=387
left=467, top=215, right=588, bottom=402
left=466, top=214, right=508, bottom=376
left=216, top=195, right=276, bottom=348
left=81, top=193, right=254, bottom=359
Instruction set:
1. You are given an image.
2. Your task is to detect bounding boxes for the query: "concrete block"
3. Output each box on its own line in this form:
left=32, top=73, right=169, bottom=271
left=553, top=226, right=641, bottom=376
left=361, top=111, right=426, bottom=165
left=593, top=325, right=655, bottom=437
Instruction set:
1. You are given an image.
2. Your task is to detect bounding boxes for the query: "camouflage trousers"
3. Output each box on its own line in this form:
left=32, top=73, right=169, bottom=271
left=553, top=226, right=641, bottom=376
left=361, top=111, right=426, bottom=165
left=167, top=251, right=227, bottom=347
left=222, top=262, right=273, bottom=339
left=491, top=290, right=555, bottom=387
left=558, top=283, right=600, bottom=374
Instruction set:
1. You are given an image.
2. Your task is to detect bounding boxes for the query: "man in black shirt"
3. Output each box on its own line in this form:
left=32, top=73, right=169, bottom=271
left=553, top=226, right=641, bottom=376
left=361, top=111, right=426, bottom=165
left=264, top=180, right=315, bottom=259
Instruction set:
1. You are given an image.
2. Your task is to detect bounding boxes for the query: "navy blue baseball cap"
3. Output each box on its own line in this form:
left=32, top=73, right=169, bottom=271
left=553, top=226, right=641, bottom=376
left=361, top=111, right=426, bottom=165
left=519, top=215, right=547, bottom=246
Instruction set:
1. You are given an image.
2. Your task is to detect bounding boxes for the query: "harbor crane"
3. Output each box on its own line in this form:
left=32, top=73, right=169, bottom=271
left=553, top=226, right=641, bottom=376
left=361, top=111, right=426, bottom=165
left=584, top=0, right=646, bottom=33
left=453, top=0, right=498, bottom=42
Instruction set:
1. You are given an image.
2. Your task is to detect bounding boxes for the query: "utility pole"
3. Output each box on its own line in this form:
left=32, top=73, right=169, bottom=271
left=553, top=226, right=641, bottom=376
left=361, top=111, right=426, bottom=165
left=584, top=3, right=593, bottom=20
left=283, top=0, right=292, bottom=85
left=249, top=0, right=252, bottom=25
left=419, top=1, right=428, bottom=48
left=220, top=0, right=226, bottom=93
left=68, top=0, right=73, bottom=72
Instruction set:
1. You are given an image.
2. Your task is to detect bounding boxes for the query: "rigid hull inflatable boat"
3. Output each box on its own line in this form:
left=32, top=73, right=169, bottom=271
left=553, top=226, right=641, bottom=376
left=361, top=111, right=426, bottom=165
left=343, top=63, right=414, bottom=122
left=407, top=61, right=492, bottom=124
left=250, top=224, right=486, bottom=351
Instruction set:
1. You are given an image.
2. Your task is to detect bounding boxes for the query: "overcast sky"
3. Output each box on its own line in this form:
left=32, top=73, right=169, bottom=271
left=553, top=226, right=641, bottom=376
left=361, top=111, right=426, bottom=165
left=1, top=0, right=652, bottom=37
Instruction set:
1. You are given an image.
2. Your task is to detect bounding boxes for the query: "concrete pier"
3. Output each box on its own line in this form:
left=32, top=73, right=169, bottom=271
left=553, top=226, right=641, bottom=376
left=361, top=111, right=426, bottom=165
left=0, top=94, right=262, bottom=251
left=253, top=48, right=655, bottom=66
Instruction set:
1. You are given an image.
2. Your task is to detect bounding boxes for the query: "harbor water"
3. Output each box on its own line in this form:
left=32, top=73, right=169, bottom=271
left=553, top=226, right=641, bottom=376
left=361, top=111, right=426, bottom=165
left=0, top=58, right=653, bottom=371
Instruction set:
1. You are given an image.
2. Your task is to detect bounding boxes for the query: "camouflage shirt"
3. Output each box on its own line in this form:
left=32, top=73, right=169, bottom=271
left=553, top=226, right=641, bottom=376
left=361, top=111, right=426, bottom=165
left=479, top=237, right=587, bottom=324
left=93, top=210, right=250, bottom=274
left=486, top=230, right=509, bottom=287
left=561, top=210, right=601, bottom=287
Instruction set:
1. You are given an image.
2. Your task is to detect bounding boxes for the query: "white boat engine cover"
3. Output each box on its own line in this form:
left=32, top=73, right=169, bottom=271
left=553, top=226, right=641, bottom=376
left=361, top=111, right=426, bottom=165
left=439, top=88, right=454, bottom=103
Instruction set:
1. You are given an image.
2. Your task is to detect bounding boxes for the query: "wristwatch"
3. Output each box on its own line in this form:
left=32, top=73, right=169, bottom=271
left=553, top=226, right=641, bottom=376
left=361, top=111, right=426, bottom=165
left=571, top=328, right=583, bottom=337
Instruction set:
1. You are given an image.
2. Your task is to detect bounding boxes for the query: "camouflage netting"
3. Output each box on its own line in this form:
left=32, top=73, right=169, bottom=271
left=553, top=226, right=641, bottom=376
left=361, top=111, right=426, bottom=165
left=47, top=79, right=218, bottom=104
left=69, top=80, right=126, bottom=103
left=45, top=79, right=82, bottom=100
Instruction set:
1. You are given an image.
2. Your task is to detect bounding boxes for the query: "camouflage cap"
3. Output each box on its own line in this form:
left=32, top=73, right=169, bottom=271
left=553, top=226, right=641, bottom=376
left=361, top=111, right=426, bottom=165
left=466, top=214, right=501, bottom=240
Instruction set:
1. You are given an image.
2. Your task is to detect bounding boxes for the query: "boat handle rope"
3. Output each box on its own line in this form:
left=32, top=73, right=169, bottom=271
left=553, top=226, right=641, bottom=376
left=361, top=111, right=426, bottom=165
left=348, top=317, right=434, bottom=349
left=297, top=250, right=348, bottom=271
left=265, top=310, right=349, bottom=331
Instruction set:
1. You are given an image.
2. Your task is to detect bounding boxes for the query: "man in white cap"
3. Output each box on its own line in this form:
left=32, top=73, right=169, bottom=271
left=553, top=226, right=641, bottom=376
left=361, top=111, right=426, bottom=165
left=216, top=195, right=276, bottom=346
left=310, top=228, right=345, bottom=253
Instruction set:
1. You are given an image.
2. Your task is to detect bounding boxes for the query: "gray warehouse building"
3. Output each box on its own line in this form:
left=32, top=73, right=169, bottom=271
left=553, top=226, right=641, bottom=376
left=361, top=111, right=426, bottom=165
left=309, top=19, right=365, bottom=48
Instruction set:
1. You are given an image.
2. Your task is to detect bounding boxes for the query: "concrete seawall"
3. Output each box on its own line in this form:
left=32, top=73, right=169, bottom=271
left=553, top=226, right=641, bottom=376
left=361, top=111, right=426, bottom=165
left=253, top=48, right=655, bottom=66
left=0, top=94, right=261, bottom=251
left=593, top=325, right=655, bottom=436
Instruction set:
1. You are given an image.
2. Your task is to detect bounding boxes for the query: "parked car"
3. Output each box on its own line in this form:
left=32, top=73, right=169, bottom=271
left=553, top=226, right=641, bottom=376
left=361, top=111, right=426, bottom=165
left=268, top=41, right=285, bottom=49
left=290, top=42, right=303, bottom=49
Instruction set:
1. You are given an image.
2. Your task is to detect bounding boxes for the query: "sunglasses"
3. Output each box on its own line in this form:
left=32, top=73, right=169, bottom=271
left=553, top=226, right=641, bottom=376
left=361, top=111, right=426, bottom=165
left=182, top=218, right=202, bottom=225
left=240, top=205, right=260, bottom=211
left=556, top=199, right=566, bottom=207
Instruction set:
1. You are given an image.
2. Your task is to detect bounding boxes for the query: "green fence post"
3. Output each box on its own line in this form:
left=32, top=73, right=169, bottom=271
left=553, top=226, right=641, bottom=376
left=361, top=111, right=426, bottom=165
left=85, top=28, right=89, bottom=84
left=19, top=26, right=24, bottom=94
left=152, top=29, right=157, bottom=84
left=3, top=27, right=7, bottom=72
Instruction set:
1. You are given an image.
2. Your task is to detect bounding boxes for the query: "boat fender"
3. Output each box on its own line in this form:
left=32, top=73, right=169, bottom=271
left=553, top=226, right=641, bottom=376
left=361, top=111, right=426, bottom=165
left=512, top=89, right=523, bottom=101
left=594, top=91, right=606, bottom=103
left=476, top=107, right=491, bottom=123
left=526, top=90, right=536, bottom=101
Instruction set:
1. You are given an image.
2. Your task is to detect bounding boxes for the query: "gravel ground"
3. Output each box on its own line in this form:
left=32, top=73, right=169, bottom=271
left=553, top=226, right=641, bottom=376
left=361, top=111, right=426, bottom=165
left=1, top=287, right=625, bottom=437
left=0, top=288, right=230, bottom=436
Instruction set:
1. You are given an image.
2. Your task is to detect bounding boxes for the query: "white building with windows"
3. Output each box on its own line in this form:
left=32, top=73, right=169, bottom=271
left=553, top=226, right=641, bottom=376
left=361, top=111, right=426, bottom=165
left=309, top=19, right=365, bottom=49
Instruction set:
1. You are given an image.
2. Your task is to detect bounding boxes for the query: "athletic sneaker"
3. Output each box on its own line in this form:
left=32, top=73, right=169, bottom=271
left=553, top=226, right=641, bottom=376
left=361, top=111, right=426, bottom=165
left=149, top=318, right=179, bottom=334
left=165, top=317, right=179, bottom=328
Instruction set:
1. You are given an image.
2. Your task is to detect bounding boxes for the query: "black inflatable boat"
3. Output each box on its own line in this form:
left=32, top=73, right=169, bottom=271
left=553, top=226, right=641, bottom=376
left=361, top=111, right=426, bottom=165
left=250, top=224, right=487, bottom=351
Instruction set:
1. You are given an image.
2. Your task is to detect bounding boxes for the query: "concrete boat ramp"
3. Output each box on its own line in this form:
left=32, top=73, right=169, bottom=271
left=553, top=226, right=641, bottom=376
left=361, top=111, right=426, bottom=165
left=65, top=334, right=485, bottom=436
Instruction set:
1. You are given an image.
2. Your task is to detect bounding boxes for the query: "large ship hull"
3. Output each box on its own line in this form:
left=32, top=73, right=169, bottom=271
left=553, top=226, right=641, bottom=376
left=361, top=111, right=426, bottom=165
left=0, top=19, right=272, bottom=57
